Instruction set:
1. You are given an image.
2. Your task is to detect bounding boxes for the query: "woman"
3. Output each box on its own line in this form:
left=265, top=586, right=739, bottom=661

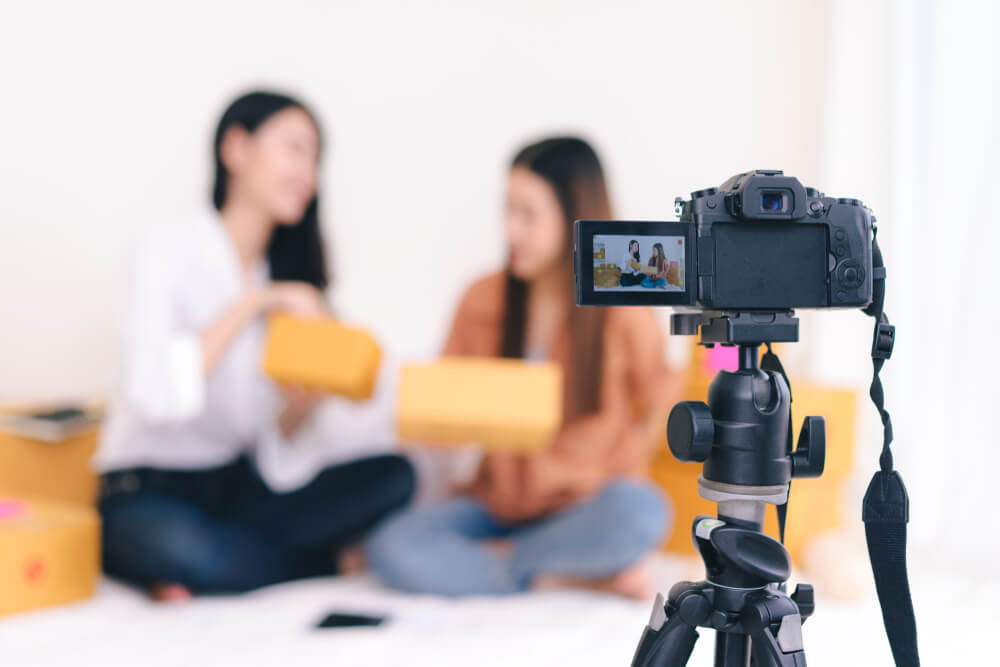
left=620, top=239, right=644, bottom=286
left=367, top=137, right=678, bottom=599
left=642, top=242, right=669, bottom=288
left=95, top=91, right=414, bottom=599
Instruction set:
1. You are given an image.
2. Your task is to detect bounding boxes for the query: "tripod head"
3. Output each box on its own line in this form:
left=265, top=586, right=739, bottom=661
left=666, top=311, right=824, bottom=523
left=631, top=312, right=826, bottom=667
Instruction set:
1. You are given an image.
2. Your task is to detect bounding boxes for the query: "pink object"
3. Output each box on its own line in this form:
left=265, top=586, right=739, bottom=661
left=704, top=345, right=739, bottom=374
left=0, top=498, right=30, bottom=520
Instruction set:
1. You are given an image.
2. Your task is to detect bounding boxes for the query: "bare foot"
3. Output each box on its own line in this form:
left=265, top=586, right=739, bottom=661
left=338, top=545, right=367, bottom=575
left=533, top=561, right=653, bottom=601
left=150, top=583, right=192, bottom=602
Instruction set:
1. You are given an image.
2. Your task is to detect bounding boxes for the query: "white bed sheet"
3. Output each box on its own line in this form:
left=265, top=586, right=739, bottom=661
left=0, top=555, right=990, bottom=666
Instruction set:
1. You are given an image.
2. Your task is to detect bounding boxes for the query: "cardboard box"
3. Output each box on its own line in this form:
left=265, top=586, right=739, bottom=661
left=0, top=430, right=98, bottom=506
left=0, top=497, right=100, bottom=618
left=262, top=315, right=382, bottom=400
left=398, top=358, right=562, bottom=452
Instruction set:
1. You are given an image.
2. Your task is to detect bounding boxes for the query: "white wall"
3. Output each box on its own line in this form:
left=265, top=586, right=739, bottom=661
left=0, top=0, right=833, bottom=401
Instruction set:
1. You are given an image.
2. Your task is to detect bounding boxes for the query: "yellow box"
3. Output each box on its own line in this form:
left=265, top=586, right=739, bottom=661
left=262, top=315, right=382, bottom=400
left=0, top=497, right=100, bottom=618
left=0, top=430, right=98, bottom=506
left=398, top=358, right=562, bottom=452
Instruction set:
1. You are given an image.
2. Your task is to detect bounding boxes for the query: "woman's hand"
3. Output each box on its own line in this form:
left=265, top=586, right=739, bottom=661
left=259, top=282, right=328, bottom=318
left=277, top=383, right=326, bottom=440
left=199, top=282, right=327, bottom=378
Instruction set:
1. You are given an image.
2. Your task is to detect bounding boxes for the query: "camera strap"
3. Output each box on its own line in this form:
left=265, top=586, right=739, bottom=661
left=760, top=342, right=793, bottom=548
left=862, top=237, right=919, bottom=666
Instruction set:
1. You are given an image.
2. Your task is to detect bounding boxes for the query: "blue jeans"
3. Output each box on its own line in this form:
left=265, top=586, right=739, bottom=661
left=642, top=276, right=667, bottom=288
left=99, top=454, right=414, bottom=593
left=366, top=479, right=669, bottom=596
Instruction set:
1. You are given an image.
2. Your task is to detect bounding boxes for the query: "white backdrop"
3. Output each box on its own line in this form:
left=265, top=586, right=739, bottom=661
left=3, top=0, right=995, bottom=546
left=2, top=1, right=999, bottom=659
left=0, top=0, right=832, bottom=400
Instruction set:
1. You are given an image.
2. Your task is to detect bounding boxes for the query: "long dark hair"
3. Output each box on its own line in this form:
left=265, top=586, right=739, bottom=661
left=652, top=242, right=665, bottom=272
left=501, top=137, right=611, bottom=418
left=630, top=240, right=640, bottom=262
left=211, top=91, right=329, bottom=289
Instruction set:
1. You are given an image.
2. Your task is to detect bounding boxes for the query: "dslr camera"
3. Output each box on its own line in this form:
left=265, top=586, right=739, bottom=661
left=574, top=171, right=912, bottom=666
left=574, top=169, right=875, bottom=314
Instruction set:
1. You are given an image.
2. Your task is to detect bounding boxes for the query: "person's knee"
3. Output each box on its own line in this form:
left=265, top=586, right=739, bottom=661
left=598, top=480, right=671, bottom=551
left=102, top=499, right=239, bottom=591
left=347, top=454, right=416, bottom=512
left=365, top=511, right=427, bottom=591
left=382, top=454, right=417, bottom=508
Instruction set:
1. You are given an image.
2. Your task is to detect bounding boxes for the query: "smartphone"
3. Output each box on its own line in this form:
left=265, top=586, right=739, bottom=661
left=314, top=611, right=387, bottom=629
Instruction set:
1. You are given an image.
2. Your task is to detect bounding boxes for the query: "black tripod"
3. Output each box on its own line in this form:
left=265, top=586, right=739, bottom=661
left=633, top=312, right=825, bottom=667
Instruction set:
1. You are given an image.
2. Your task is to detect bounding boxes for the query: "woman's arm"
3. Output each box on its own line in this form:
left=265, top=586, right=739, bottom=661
left=517, top=308, right=673, bottom=512
left=200, top=282, right=326, bottom=374
left=275, top=384, right=326, bottom=440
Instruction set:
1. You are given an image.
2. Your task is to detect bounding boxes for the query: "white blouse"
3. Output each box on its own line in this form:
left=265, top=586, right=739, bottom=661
left=621, top=250, right=642, bottom=275
left=94, top=210, right=396, bottom=492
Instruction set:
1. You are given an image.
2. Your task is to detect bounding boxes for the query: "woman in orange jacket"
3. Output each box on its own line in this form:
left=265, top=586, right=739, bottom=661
left=367, top=137, right=680, bottom=598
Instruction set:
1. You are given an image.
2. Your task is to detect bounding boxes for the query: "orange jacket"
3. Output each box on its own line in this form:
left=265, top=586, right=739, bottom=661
left=444, top=271, right=671, bottom=523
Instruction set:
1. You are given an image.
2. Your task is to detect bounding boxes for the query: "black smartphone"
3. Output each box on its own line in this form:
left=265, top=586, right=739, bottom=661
left=314, top=611, right=387, bottom=629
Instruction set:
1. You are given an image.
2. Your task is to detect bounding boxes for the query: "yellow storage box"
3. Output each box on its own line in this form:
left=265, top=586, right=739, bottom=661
left=0, top=497, right=100, bottom=618
left=0, top=429, right=98, bottom=506
left=262, top=315, right=382, bottom=400
left=398, top=358, right=562, bottom=452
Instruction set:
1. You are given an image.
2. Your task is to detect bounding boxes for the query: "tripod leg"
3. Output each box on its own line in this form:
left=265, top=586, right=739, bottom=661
left=714, top=632, right=749, bottom=667
left=632, top=593, right=701, bottom=667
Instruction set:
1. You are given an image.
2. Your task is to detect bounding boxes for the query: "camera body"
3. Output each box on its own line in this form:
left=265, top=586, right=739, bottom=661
left=574, top=169, right=875, bottom=311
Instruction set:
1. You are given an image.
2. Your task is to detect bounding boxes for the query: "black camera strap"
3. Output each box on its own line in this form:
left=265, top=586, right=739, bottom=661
left=760, top=342, right=793, bottom=548
left=761, top=237, right=918, bottom=666
left=862, top=238, right=919, bottom=666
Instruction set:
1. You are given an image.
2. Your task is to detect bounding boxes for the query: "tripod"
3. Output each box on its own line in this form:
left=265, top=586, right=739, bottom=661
left=633, top=312, right=825, bottom=667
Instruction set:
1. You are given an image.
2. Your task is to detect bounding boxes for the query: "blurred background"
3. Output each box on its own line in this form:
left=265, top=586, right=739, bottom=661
left=1, top=0, right=998, bottom=664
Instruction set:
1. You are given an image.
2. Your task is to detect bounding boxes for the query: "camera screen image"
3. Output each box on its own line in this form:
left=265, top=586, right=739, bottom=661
left=593, top=234, right=686, bottom=292
left=574, top=220, right=696, bottom=307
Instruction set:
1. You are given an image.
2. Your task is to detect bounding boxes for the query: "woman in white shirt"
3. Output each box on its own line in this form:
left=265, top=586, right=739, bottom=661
left=620, top=240, right=644, bottom=286
left=95, top=91, right=414, bottom=600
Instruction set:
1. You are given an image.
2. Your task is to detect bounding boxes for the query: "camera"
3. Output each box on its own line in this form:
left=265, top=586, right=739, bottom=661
left=574, top=169, right=875, bottom=312
left=576, top=170, right=914, bottom=666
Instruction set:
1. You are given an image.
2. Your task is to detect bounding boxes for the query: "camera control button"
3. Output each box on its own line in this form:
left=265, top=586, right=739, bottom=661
left=835, top=229, right=847, bottom=241
left=835, top=245, right=848, bottom=258
left=836, top=259, right=865, bottom=288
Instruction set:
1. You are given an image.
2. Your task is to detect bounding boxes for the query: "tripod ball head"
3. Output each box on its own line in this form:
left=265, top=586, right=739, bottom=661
left=668, top=401, right=715, bottom=462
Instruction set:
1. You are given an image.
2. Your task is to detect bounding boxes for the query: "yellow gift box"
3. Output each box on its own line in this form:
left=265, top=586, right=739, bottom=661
left=0, top=497, right=100, bottom=618
left=398, top=358, right=562, bottom=452
left=262, top=315, right=382, bottom=400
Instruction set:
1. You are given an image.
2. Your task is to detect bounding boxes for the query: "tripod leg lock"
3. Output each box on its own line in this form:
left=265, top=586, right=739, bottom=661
left=743, top=595, right=808, bottom=667
left=631, top=585, right=713, bottom=667
left=791, top=584, right=815, bottom=621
